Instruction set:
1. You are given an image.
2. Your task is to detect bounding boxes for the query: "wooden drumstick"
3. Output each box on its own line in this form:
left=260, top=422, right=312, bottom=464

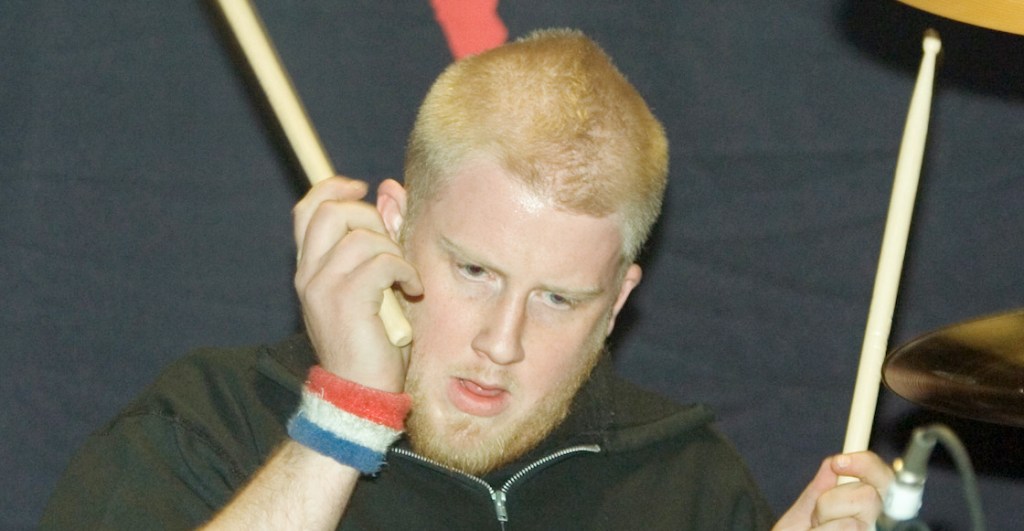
left=214, top=0, right=413, bottom=347
left=841, top=30, right=942, bottom=465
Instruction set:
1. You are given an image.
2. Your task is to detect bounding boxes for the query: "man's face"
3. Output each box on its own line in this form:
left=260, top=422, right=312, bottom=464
left=394, top=157, right=641, bottom=475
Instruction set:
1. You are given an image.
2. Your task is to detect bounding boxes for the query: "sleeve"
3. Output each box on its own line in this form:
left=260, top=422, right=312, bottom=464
left=39, top=411, right=249, bottom=530
left=728, top=483, right=776, bottom=531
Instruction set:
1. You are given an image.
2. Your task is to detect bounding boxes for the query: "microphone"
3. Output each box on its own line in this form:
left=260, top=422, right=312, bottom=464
left=878, top=424, right=985, bottom=531
left=882, top=426, right=938, bottom=524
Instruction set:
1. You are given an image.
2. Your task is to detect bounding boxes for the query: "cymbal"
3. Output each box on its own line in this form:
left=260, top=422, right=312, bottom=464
left=898, top=0, right=1024, bottom=36
left=883, top=309, right=1024, bottom=427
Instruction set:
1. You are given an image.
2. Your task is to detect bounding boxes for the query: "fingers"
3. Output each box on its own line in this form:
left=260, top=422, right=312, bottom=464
left=289, top=175, right=420, bottom=392
left=813, top=453, right=892, bottom=529
left=293, top=175, right=422, bottom=298
left=773, top=458, right=837, bottom=531
left=811, top=476, right=883, bottom=529
left=774, top=452, right=894, bottom=531
left=295, top=200, right=423, bottom=301
left=293, top=176, right=368, bottom=254
left=295, top=200, right=391, bottom=288
left=831, top=452, right=894, bottom=495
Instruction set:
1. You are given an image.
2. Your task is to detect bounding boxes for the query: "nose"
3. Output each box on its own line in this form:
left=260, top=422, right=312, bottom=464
left=470, top=292, right=527, bottom=365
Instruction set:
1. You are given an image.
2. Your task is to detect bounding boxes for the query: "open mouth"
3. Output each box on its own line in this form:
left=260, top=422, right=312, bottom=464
left=447, top=377, right=510, bottom=417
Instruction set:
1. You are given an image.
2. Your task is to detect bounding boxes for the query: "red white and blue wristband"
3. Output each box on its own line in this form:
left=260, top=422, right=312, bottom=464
left=287, top=366, right=412, bottom=474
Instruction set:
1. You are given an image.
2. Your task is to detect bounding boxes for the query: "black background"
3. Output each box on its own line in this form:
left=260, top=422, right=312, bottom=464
left=3, top=1, right=1023, bottom=528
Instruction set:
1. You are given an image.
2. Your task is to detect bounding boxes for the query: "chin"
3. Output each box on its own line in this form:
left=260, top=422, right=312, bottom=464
left=405, top=395, right=572, bottom=476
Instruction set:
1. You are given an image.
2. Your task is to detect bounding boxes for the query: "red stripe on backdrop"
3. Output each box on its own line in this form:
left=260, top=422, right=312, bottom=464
left=430, top=0, right=508, bottom=59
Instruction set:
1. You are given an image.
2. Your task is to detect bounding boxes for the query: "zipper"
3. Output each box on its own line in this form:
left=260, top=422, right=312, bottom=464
left=390, top=444, right=601, bottom=529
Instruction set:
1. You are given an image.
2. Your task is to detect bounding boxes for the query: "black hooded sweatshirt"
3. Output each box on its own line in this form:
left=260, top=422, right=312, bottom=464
left=41, top=334, right=774, bottom=530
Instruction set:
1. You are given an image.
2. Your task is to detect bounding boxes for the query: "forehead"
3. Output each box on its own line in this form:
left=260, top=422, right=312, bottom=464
left=415, top=158, right=626, bottom=285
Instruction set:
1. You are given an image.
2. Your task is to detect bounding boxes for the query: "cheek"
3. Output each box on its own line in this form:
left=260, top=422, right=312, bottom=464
left=523, top=320, right=605, bottom=383
left=408, top=276, right=474, bottom=354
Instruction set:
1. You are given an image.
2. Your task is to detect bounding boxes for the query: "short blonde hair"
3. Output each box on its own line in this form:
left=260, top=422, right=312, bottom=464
left=403, top=28, right=668, bottom=262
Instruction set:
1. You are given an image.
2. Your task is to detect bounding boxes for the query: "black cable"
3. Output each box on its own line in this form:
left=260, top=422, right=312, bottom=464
left=928, top=424, right=986, bottom=531
left=880, top=423, right=986, bottom=531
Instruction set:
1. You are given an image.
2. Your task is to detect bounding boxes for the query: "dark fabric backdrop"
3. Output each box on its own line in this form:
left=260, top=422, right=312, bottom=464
left=3, top=1, right=1023, bottom=528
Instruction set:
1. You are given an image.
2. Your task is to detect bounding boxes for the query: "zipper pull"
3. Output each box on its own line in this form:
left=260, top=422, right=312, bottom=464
left=491, top=489, right=509, bottom=523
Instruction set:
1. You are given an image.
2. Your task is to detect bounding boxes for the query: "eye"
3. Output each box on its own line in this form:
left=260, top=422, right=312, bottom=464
left=542, top=291, right=577, bottom=310
left=456, top=262, right=489, bottom=280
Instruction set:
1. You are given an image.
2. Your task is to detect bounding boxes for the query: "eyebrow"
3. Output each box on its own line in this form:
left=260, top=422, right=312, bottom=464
left=438, top=235, right=607, bottom=301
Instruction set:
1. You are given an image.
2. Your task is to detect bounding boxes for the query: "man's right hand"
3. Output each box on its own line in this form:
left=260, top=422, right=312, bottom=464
left=292, top=176, right=422, bottom=393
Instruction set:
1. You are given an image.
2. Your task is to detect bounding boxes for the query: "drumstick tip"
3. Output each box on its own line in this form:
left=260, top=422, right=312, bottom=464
left=922, top=28, right=941, bottom=55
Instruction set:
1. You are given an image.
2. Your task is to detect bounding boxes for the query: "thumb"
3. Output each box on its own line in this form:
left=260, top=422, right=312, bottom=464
left=773, top=457, right=839, bottom=530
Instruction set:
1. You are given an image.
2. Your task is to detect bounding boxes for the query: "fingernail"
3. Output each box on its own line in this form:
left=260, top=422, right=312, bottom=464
left=835, top=454, right=851, bottom=469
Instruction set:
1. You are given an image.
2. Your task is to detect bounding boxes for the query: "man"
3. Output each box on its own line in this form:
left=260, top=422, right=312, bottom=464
left=42, top=29, right=889, bottom=529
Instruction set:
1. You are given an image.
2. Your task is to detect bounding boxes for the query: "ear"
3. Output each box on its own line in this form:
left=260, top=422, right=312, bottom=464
left=376, top=179, right=407, bottom=241
left=606, top=264, right=642, bottom=336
